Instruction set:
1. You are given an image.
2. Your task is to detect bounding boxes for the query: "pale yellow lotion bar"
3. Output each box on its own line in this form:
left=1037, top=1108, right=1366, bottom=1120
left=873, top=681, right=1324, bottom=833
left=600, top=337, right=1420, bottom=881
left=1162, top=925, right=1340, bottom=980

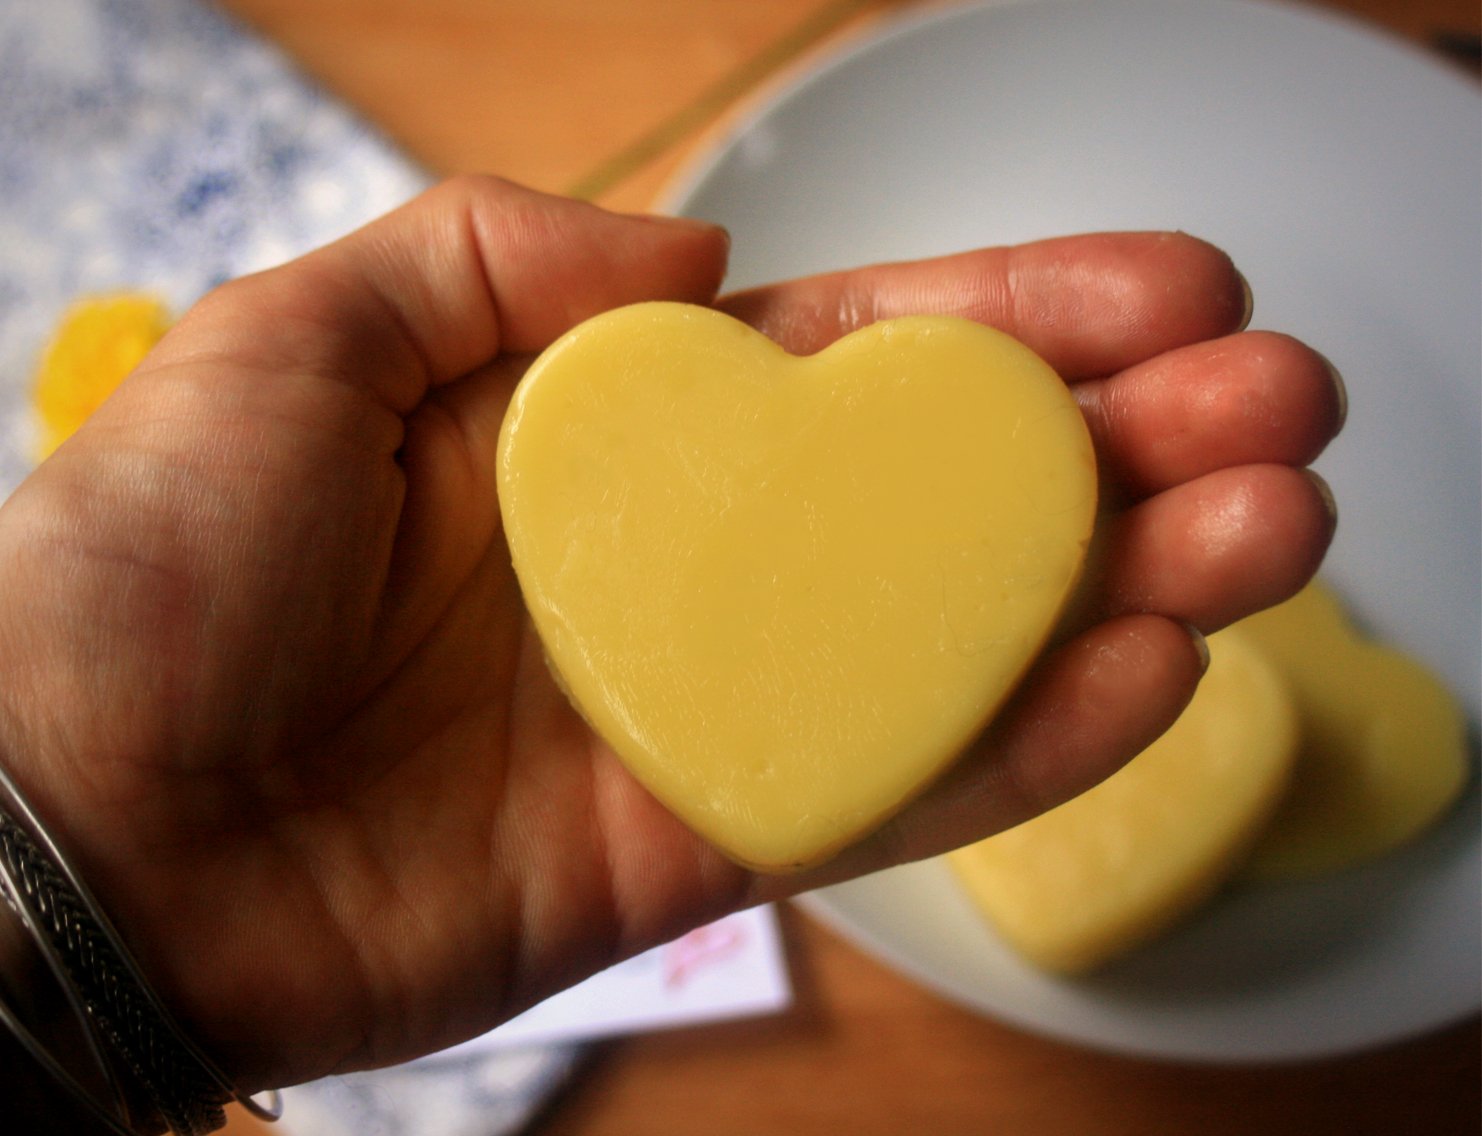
left=949, top=627, right=1297, bottom=974
left=1236, top=581, right=1468, bottom=879
left=498, top=302, right=1097, bottom=871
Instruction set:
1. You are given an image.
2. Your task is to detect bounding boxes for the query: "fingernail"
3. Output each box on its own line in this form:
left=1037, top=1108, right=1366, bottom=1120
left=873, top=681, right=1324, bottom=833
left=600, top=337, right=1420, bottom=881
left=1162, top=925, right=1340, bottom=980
left=642, top=212, right=729, bottom=243
left=1181, top=621, right=1211, bottom=675
left=1320, top=352, right=1348, bottom=431
left=1235, top=270, right=1254, bottom=331
left=1305, top=468, right=1339, bottom=528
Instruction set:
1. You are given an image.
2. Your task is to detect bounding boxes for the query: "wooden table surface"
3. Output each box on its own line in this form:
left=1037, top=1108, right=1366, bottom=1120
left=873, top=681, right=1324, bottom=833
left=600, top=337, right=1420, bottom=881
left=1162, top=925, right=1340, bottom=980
left=213, top=1, right=1480, bottom=1133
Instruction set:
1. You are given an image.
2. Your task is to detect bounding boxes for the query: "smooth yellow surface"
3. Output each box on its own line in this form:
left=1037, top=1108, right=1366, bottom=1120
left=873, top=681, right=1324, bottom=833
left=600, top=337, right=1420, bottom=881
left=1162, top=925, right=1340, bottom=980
left=948, top=628, right=1297, bottom=974
left=1236, top=581, right=1468, bottom=879
left=31, top=292, right=171, bottom=459
left=498, top=302, right=1097, bottom=871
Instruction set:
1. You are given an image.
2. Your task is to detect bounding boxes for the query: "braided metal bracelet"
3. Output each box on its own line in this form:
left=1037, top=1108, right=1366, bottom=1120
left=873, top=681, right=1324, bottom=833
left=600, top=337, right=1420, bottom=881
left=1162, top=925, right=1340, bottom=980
left=0, top=991, right=148, bottom=1135
left=0, top=764, right=283, bottom=1134
left=0, top=871, right=146, bottom=1134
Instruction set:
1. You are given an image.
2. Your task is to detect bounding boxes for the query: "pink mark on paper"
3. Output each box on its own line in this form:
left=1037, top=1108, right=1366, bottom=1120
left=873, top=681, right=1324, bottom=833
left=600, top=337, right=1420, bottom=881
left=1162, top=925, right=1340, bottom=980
left=661, top=919, right=748, bottom=989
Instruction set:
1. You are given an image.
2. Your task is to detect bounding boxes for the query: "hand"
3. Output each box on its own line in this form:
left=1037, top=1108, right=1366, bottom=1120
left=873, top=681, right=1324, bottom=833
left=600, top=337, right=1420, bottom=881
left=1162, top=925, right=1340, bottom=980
left=0, top=177, right=1340, bottom=1091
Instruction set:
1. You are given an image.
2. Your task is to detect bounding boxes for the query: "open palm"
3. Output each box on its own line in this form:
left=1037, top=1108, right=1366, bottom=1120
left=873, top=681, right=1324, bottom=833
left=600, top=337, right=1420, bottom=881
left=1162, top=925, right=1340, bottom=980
left=0, top=178, right=1341, bottom=1091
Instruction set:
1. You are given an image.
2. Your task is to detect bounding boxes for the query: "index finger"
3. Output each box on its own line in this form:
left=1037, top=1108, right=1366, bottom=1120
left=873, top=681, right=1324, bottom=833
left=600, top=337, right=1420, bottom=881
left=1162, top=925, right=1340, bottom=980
left=717, top=231, right=1250, bottom=380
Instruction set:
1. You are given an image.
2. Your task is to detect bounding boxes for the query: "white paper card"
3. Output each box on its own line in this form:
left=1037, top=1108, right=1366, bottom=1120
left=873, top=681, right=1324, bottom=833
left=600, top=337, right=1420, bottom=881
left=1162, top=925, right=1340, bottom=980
left=432, top=905, right=792, bottom=1058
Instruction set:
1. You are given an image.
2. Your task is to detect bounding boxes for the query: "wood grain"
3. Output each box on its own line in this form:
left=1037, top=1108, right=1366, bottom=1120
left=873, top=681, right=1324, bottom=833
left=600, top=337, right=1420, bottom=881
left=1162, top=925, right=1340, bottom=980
left=219, top=0, right=929, bottom=212
left=530, top=905, right=1481, bottom=1136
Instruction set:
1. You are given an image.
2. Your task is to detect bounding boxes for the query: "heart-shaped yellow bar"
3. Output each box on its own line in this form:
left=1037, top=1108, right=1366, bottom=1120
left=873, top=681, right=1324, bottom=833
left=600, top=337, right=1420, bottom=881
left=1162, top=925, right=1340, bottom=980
left=947, top=627, right=1298, bottom=974
left=1236, top=581, right=1468, bottom=879
left=497, top=302, right=1097, bottom=871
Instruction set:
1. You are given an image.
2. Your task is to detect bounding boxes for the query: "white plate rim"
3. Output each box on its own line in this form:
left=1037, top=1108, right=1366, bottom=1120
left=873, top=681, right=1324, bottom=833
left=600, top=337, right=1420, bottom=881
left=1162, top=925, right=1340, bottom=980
left=664, top=0, right=1482, bottom=1063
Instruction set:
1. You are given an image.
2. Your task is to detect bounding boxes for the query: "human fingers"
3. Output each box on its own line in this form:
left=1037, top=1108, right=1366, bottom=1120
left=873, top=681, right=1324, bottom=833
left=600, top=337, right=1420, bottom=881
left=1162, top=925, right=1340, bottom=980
left=1075, top=462, right=1338, bottom=634
left=717, top=231, right=1249, bottom=379
left=1077, top=330, right=1346, bottom=505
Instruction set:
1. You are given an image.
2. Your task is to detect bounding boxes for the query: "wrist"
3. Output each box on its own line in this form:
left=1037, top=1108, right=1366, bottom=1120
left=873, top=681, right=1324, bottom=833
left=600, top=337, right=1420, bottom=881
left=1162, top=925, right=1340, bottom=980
left=0, top=1019, right=130, bottom=1136
left=0, top=762, right=281, bottom=1133
left=0, top=867, right=166, bottom=1134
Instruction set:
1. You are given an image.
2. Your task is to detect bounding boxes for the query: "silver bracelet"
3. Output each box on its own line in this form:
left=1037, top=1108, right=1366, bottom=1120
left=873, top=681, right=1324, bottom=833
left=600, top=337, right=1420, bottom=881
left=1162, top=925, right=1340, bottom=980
left=0, top=992, right=148, bottom=1135
left=0, top=763, right=283, bottom=1134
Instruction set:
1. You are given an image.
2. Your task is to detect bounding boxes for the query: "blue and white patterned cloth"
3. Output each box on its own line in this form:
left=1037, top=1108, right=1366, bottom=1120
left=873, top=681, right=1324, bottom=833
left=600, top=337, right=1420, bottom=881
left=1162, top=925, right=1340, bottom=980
left=278, top=1047, right=586, bottom=1136
left=0, top=0, right=429, bottom=496
left=0, top=1, right=584, bottom=1131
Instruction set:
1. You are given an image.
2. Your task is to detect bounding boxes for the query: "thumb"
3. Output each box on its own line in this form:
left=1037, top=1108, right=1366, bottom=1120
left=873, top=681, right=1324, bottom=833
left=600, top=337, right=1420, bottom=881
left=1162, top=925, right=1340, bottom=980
left=144, top=175, right=732, bottom=416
